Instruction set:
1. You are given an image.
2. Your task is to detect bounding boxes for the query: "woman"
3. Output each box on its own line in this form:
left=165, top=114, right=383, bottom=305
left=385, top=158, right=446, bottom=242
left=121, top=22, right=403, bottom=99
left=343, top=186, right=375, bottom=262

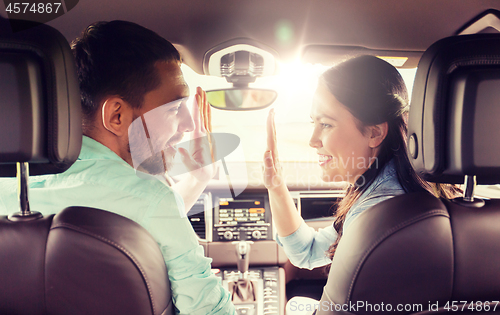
left=264, top=55, right=441, bottom=271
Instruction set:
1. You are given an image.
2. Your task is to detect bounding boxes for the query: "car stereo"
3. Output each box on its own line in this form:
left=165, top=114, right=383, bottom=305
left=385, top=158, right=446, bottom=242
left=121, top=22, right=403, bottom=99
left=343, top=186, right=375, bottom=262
left=213, top=195, right=272, bottom=241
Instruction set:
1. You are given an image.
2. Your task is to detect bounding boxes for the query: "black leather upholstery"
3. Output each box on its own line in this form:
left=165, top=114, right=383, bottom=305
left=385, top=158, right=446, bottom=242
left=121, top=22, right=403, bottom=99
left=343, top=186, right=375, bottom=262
left=408, top=34, right=500, bottom=184
left=318, top=194, right=500, bottom=315
left=318, top=34, right=500, bottom=315
left=0, top=215, right=54, bottom=313
left=445, top=199, right=500, bottom=302
left=0, top=207, right=174, bottom=315
left=0, top=18, right=174, bottom=315
left=317, top=192, right=453, bottom=315
left=0, top=18, right=81, bottom=176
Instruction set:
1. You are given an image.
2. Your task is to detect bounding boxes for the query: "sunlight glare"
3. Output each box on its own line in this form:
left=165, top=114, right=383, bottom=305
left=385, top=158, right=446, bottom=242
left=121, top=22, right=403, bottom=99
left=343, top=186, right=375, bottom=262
left=181, top=61, right=416, bottom=162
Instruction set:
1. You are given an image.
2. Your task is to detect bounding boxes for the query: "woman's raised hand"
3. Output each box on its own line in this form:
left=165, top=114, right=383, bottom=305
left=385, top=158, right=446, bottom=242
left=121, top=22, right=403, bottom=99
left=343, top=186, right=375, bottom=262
left=263, top=109, right=301, bottom=237
left=263, top=109, right=284, bottom=191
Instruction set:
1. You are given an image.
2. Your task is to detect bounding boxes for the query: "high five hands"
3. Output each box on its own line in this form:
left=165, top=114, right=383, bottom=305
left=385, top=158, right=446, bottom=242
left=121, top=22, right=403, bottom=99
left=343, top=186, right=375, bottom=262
left=263, top=109, right=284, bottom=190
left=177, top=87, right=217, bottom=183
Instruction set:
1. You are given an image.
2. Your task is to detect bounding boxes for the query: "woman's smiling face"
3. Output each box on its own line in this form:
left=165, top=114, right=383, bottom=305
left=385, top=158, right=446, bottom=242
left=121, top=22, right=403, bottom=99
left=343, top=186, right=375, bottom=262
left=309, top=81, right=380, bottom=184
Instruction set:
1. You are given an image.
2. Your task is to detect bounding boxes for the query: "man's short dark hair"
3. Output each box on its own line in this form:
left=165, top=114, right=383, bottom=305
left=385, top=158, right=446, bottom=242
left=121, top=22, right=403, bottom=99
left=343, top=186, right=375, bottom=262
left=71, top=20, right=181, bottom=124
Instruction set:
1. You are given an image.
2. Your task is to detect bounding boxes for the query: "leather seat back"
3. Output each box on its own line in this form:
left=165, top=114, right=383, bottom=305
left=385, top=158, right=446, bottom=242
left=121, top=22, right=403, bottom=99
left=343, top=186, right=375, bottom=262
left=445, top=199, right=500, bottom=302
left=0, top=207, right=174, bottom=315
left=318, top=192, right=453, bottom=314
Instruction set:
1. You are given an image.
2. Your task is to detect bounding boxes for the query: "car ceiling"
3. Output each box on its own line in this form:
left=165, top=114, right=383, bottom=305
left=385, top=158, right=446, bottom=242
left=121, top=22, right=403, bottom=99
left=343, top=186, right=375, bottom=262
left=2, top=0, right=500, bottom=73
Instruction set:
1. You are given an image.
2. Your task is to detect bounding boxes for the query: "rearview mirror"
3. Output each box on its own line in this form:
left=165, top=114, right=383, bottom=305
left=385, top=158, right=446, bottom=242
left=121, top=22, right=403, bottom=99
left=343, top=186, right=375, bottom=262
left=206, top=88, right=277, bottom=110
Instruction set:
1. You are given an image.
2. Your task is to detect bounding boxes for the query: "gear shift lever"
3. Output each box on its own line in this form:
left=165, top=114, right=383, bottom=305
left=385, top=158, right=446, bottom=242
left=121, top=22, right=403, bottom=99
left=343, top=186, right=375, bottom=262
left=235, top=241, right=252, bottom=279
left=230, top=240, right=256, bottom=305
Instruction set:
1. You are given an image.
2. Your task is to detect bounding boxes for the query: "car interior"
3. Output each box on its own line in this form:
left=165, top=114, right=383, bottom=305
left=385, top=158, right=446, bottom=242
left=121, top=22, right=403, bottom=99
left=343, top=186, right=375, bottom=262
left=0, top=19, right=174, bottom=314
left=1, top=1, right=500, bottom=314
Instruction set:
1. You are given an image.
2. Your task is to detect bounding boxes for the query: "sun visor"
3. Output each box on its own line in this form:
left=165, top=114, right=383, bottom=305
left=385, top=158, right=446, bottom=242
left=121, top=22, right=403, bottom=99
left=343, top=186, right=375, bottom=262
left=301, top=45, right=423, bottom=68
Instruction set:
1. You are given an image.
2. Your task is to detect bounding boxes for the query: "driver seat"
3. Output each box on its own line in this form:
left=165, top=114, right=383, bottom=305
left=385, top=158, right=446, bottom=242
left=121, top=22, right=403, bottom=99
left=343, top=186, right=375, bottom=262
left=0, top=19, right=173, bottom=315
left=317, top=33, right=500, bottom=314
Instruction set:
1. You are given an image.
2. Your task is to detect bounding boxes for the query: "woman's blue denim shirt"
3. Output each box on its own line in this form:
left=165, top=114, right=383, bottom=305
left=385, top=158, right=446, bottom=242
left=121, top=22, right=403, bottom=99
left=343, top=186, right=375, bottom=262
left=276, top=159, right=405, bottom=269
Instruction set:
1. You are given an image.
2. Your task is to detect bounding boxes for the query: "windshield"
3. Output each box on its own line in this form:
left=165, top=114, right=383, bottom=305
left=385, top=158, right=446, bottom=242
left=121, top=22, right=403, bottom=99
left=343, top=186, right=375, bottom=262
left=181, top=63, right=417, bottom=163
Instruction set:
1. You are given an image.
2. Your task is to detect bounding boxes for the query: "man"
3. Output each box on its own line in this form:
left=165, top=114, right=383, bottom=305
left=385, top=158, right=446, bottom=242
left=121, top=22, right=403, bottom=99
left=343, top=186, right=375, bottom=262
left=0, top=20, right=234, bottom=314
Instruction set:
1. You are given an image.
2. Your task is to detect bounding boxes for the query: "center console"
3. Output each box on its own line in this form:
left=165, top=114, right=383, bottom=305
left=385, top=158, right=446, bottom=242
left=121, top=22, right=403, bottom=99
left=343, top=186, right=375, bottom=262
left=213, top=196, right=272, bottom=242
left=215, top=240, right=282, bottom=315
left=190, top=194, right=284, bottom=314
left=219, top=267, right=281, bottom=315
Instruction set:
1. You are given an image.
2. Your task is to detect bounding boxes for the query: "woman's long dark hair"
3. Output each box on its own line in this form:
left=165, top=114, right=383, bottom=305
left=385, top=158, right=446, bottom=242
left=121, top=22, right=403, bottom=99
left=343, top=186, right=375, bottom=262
left=321, top=55, right=457, bottom=261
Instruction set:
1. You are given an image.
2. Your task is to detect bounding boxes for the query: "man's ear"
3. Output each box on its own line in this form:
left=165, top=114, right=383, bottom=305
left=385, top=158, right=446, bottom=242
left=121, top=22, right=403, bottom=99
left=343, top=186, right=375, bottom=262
left=101, top=97, right=133, bottom=137
left=368, top=121, right=388, bottom=148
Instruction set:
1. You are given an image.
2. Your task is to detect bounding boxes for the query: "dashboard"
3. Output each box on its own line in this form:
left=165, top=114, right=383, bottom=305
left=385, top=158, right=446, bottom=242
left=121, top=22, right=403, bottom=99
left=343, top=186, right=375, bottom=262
left=214, top=196, right=271, bottom=242
left=188, top=185, right=496, bottom=268
left=186, top=189, right=344, bottom=267
left=185, top=189, right=343, bottom=315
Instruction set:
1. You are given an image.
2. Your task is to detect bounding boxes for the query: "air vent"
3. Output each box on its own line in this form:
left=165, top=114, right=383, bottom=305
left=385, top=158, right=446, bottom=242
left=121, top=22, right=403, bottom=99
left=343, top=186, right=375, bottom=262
left=300, top=197, right=338, bottom=220
left=294, top=191, right=345, bottom=221
left=187, top=195, right=209, bottom=239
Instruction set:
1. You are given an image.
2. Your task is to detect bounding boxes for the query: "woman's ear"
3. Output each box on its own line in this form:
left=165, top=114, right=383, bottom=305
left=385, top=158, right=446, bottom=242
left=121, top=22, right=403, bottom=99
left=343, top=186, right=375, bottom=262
left=101, top=97, right=133, bottom=137
left=368, top=121, right=388, bottom=148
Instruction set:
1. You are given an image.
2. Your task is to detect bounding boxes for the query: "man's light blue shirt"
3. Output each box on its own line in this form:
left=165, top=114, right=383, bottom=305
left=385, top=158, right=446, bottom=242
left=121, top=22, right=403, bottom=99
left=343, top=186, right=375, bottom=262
left=0, top=136, right=235, bottom=315
left=277, top=160, right=405, bottom=270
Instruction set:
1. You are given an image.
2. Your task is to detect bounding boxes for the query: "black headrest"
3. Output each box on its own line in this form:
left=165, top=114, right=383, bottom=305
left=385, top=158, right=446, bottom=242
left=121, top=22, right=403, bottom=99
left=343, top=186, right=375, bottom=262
left=0, top=18, right=81, bottom=177
left=408, top=34, right=500, bottom=184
